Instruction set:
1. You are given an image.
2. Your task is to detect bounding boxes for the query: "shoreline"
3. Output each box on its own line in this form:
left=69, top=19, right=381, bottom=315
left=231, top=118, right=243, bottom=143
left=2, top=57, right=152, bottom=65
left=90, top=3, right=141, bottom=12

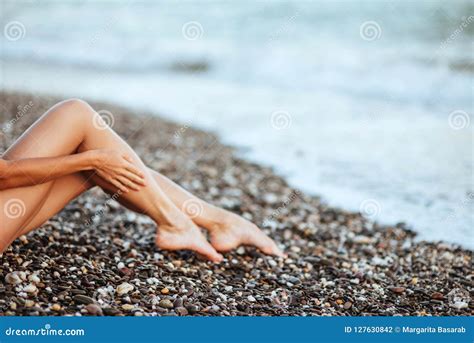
left=0, top=91, right=472, bottom=316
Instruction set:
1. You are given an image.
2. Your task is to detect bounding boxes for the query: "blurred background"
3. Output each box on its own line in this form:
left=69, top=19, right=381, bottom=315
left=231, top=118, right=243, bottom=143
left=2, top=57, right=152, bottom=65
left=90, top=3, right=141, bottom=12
left=1, top=0, right=473, bottom=247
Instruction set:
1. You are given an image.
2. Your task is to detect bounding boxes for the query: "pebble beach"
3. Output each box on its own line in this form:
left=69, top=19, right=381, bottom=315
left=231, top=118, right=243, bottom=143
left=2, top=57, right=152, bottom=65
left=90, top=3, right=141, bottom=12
left=0, top=91, right=472, bottom=317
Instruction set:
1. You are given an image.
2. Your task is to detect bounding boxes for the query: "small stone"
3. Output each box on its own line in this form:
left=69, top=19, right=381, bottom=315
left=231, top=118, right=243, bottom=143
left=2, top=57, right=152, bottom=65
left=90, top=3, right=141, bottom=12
left=159, top=299, right=174, bottom=309
left=343, top=301, right=353, bottom=310
left=86, top=304, right=103, bottom=316
left=117, top=262, right=125, bottom=269
left=336, top=299, right=344, bottom=305
left=5, top=272, right=22, bottom=285
left=175, top=306, right=188, bottom=316
left=173, top=297, right=183, bottom=308
left=389, top=287, right=406, bottom=294
left=103, top=307, right=120, bottom=316
left=74, top=295, right=95, bottom=305
left=116, top=282, right=134, bottom=296
left=247, top=295, right=256, bottom=302
left=224, top=286, right=233, bottom=292
left=121, top=304, right=135, bottom=311
left=268, top=259, right=278, bottom=268
left=28, top=274, right=41, bottom=284
left=290, top=246, right=301, bottom=253
left=25, top=300, right=35, bottom=308
left=161, top=287, right=170, bottom=295
left=431, top=292, right=444, bottom=300
left=451, top=301, right=468, bottom=309
left=23, top=284, right=38, bottom=293
left=186, top=304, right=199, bottom=314
left=51, top=303, right=61, bottom=311
left=236, top=247, right=246, bottom=255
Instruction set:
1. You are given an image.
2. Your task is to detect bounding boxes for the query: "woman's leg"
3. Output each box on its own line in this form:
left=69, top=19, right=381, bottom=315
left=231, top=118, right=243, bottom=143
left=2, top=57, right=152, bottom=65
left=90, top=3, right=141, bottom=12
left=8, top=174, right=94, bottom=238
left=1, top=99, right=222, bottom=261
left=147, top=169, right=283, bottom=255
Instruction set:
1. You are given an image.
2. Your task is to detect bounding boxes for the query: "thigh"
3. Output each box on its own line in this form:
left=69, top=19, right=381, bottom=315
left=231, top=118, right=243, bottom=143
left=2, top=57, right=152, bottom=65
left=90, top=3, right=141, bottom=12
left=18, top=173, right=94, bottom=237
left=1, top=100, right=92, bottom=249
left=0, top=173, right=93, bottom=249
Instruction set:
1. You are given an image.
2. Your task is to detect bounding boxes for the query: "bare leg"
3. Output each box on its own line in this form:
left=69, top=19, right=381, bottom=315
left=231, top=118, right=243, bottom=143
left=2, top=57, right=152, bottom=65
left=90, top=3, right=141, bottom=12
left=147, top=169, right=284, bottom=256
left=1, top=99, right=222, bottom=261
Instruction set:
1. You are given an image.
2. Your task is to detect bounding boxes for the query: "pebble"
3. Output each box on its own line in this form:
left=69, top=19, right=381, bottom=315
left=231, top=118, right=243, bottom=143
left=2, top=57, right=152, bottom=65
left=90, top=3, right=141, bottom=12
left=431, top=292, right=444, bottom=300
left=51, top=303, right=61, bottom=311
left=25, top=300, right=35, bottom=308
left=116, top=282, right=134, bottom=296
left=161, top=287, right=170, bottom=295
left=73, top=295, right=95, bottom=305
left=5, top=272, right=22, bottom=285
left=103, top=307, right=120, bottom=316
left=247, top=295, right=257, bottom=302
left=175, top=307, right=188, bottom=316
left=86, top=304, right=103, bottom=316
left=121, top=304, right=135, bottom=311
left=23, top=284, right=38, bottom=293
left=28, top=274, right=41, bottom=283
left=173, top=298, right=183, bottom=308
left=388, top=287, right=406, bottom=294
left=159, top=299, right=174, bottom=309
left=186, top=305, right=199, bottom=314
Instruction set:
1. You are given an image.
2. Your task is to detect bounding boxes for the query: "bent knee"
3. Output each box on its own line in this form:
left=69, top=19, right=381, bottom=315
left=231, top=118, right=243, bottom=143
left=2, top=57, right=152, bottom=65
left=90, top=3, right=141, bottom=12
left=58, top=98, right=94, bottom=114
left=51, top=98, right=96, bottom=125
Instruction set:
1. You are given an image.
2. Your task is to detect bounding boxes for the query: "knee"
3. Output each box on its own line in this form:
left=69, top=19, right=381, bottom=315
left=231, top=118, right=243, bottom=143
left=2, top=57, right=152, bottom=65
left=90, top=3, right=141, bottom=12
left=53, top=98, right=96, bottom=124
left=60, top=98, right=94, bottom=114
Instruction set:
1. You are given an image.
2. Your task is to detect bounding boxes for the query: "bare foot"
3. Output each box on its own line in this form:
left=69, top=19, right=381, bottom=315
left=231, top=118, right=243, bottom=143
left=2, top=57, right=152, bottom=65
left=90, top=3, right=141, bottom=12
left=155, top=224, right=223, bottom=262
left=207, top=212, right=285, bottom=257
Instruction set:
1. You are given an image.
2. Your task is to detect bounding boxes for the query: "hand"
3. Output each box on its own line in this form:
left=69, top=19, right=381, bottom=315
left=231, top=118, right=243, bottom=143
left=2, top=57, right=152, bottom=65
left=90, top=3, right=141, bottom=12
left=91, top=149, right=146, bottom=192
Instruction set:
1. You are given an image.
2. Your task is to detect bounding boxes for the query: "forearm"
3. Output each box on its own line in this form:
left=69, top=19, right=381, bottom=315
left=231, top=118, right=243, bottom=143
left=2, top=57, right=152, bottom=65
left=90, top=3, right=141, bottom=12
left=0, top=151, right=97, bottom=190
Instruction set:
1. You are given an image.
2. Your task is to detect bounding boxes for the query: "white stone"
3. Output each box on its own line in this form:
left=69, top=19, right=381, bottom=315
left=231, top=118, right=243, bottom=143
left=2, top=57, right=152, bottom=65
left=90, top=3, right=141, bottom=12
left=116, top=282, right=134, bottom=296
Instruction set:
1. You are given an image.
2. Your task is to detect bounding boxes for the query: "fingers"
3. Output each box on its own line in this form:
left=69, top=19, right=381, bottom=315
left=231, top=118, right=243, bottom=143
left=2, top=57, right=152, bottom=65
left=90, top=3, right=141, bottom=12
left=122, top=155, right=145, bottom=178
left=193, top=241, right=224, bottom=263
left=256, top=237, right=286, bottom=258
left=121, top=170, right=146, bottom=187
left=108, top=177, right=130, bottom=193
left=116, top=175, right=141, bottom=192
